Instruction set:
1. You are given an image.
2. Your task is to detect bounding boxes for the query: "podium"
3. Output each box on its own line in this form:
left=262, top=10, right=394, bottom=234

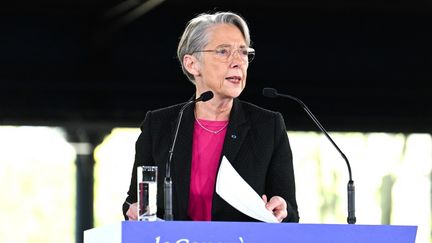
left=84, top=221, right=417, bottom=243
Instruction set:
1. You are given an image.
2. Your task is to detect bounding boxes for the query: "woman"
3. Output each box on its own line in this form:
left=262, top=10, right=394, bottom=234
left=123, top=11, right=299, bottom=222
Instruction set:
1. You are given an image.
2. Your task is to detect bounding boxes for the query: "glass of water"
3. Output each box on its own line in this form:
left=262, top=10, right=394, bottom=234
left=137, top=166, right=158, bottom=221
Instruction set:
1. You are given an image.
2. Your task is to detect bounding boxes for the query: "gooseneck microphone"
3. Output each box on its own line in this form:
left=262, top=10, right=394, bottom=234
left=164, top=91, right=214, bottom=220
left=263, top=87, right=356, bottom=224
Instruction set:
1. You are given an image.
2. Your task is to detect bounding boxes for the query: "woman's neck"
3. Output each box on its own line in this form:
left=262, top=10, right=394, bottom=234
left=195, top=98, right=232, bottom=121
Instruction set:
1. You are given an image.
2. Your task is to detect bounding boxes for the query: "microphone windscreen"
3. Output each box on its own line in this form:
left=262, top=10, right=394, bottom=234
left=262, top=88, right=278, bottom=98
left=200, top=91, right=214, bottom=102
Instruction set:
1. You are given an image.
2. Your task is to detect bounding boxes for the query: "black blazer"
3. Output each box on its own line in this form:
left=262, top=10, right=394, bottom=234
left=123, top=98, right=299, bottom=222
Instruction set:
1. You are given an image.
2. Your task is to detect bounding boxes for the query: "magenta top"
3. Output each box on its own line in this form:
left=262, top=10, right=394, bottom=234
left=188, top=118, right=229, bottom=221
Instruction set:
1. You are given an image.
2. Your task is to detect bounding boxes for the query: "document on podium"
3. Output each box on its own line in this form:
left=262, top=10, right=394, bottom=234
left=215, top=156, right=278, bottom=223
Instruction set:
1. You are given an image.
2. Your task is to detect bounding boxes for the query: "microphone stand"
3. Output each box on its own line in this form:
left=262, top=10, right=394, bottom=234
left=263, top=88, right=356, bottom=224
left=164, top=91, right=213, bottom=221
left=164, top=100, right=192, bottom=221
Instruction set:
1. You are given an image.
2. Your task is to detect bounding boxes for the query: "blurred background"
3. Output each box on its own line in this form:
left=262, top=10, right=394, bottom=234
left=0, top=0, right=431, bottom=242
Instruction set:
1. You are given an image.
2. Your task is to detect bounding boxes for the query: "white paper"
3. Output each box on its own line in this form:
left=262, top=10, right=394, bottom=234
left=215, top=156, right=278, bottom=223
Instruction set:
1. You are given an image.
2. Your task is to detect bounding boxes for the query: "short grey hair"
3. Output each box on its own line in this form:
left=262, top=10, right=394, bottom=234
left=177, top=11, right=251, bottom=83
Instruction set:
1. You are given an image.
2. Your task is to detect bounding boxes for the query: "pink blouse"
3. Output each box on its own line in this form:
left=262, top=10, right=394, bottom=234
left=188, top=118, right=228, bottom=221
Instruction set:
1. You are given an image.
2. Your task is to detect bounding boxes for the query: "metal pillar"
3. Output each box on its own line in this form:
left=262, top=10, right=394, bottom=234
left=67, top=128, right=108, bottom=243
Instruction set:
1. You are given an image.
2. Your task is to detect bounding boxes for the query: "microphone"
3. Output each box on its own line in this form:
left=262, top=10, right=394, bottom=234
left=263, top=87, right=356, bottom=224
left=164, top=90, right=214, bottom=220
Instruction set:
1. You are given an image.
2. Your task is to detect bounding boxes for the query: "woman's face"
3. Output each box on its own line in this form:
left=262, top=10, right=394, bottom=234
left=194, top=24, right=249, bottom=100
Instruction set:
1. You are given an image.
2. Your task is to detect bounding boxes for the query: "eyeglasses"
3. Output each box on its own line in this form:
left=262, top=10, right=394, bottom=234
left=192, top=46, right=255, bottom=63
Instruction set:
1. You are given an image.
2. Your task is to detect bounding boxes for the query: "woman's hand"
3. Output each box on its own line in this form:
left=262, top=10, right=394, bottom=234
left=262, top=194, right=288, bottom=222
left=126, top=202, right=138, bottom=220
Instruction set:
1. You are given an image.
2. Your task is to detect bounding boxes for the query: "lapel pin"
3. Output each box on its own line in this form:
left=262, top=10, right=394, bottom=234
left=231, top=134, right=237, bottom=139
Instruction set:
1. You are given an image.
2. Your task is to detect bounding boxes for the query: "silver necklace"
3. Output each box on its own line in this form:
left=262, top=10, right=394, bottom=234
left=195, top=117, right=229, bottom=134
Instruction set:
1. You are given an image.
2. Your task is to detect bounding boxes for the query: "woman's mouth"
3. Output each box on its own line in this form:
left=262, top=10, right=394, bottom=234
left=225, top=76, right=242, bottom=83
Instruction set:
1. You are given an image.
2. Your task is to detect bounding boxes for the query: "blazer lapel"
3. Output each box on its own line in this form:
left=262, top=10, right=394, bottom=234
left=212, top=99, right=250, bottom=218
left=221, top=99, right=250, bottom=165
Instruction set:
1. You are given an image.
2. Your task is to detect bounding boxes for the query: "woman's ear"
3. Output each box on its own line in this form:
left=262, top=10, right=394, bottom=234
left=183, top=54, right=201, bottom=77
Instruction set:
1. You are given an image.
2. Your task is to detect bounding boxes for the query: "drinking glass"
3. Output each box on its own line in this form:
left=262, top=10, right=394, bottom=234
left=137, top=166, right=157, bottom=221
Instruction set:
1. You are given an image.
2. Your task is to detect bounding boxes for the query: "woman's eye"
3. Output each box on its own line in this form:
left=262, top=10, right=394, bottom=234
left=217, top=48, right=229, bottom=55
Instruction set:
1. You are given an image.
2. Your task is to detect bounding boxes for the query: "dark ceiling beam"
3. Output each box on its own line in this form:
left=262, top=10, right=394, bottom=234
left=0, top=0, right=431, bottom=133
